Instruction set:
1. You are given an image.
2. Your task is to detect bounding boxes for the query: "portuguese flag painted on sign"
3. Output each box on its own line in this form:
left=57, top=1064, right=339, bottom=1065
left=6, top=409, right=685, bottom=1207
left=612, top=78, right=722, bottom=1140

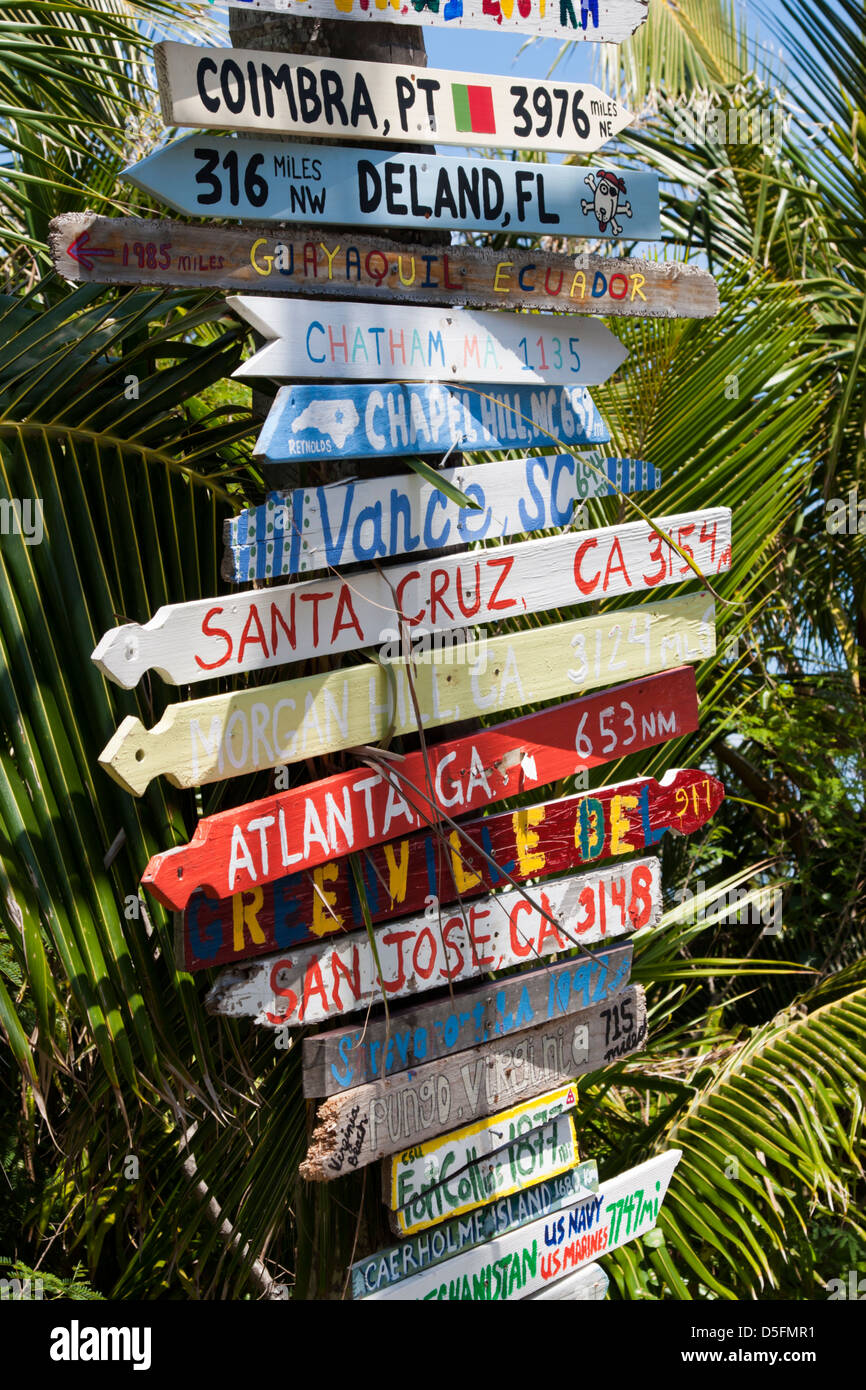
left=451, top=82, right=496, bottom=135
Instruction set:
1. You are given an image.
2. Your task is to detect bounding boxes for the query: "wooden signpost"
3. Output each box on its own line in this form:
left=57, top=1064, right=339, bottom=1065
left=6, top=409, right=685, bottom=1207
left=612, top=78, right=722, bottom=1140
left=361, top=1147, right=681, bottom=1300
left=350, top=1161, right=599, bottom=1299
left=93, top=510, right=730, bottom=688
left=186, top=0, right=650, bottom=46
left=222, top=455, right=662, bottom=582
left=115, top=587, right=713, bottom=812
left=204, top=865, right=660, bottom=1028
left=101, top=508, right=728, bottom=688
left=156, top=42, right=632, bottom=156
left=108, top=597, right=715, bottom=806
left=123, top=134, right=661, bottom=239
left=106, top=658, right=697, bottom=809
left=118, top=676, right=695, bottom=896
left=302, top=941, right=633, bottom=1096
left=180, top=762, right=723, bottom=973
left=254, top=381, right=610, bottom=461
left=61, top=0, right=714, bottom=1307
left=228, top=295, right=628, bottom=385
left=297, top=986, right=647, bottom=1178
left=48, top=215, right=721, bottom=320
left=385, top=1088, right=581, bottom=1236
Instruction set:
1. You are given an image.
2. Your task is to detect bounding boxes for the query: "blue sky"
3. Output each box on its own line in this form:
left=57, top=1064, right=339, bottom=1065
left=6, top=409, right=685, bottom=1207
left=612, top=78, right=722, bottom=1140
left=423, top=28, right=595, bottom=82
left=422, top=0, right=793, bottom=82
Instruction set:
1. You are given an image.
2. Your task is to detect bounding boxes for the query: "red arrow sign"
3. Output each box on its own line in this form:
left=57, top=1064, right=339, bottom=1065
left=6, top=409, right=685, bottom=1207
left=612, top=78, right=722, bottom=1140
left=144, top=667, right=699, bottom=911
left=182, top=764, right=724, bottom=973
left=66, top=231, right=115, bottom=272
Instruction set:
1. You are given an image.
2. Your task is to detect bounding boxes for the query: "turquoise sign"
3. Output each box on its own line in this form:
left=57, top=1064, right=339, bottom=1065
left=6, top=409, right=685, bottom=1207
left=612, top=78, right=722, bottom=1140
left=124, top=134, right=661, bottom=238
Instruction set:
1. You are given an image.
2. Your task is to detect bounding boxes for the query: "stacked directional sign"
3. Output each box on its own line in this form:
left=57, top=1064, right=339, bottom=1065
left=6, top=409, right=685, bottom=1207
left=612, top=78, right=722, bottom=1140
left=73, top=6, right=725, bottom=1300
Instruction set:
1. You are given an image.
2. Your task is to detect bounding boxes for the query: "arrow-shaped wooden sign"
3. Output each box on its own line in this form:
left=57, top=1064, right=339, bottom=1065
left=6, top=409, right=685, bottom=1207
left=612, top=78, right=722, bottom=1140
left=181, top=758, right=721, bottom=975
left=123, top=134, right=661, bottom=239
left=254, top=381, right=610, bottom=463
left=93, top=510, right=730, bottom=689
left=156, top=42, right=632, bottom=156
left=104, top=595, right=715, bottom=806
left=388, top=1085, right=580, bottom=1207
left=131, top=672, right=695, bottom=902
left=139, top=700, right=700, bottom=917
left=302, top=941, right=633, bottom=1097
left=297, top=986, right=647, bottom=1178
left=49, top=215, right=721, bottom=320
left=223, top=455, right=661, bottom=582
left=134, top=675, right=695, bottom=921
left=227, top=295, right=628, bottom=385
left=385, top=1112, right=580, bottom=1237
left=385, top=1088, right=582, bottom=1236
left=113, top=589, right=713, bottom=812
left=184, top=0, right=650, bottom=45
left=204, top=862, right=661, bottom=1029
left=362, top=1148, right=682, bottom=1301
left=350, top=1161, right=599, bottom=1299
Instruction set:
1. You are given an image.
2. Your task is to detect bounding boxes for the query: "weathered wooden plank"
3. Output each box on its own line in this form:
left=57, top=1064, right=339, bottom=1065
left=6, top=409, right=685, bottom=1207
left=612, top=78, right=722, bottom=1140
left=350, top=1161, right=598, bottom=1299
left=156, top=42, right=632, bottom=156
left=151, top=737, right=718, bottom=923
left=387, top=1109, right=580, bottom=1237
left=92, top=510, right=730, bottom=689
left=302, top=941, right=633, bottom=1097
left=204, top=866, right=659, bottom=1028
left=387, top=1085, right=577, bottom=1204
left=141, top=665, right=713, bottom=918
left=523, top=1263, right=608, bottom=1300
left=223, top=455, right=662, bottom=582
left=47, top=216, right=720, bottom=320
left=102, top=612, right=699, bottom=810
left=385, top=1085, right=579, bottom=1219
left=365, top=1147, right=681, bottom=1300
left=180, top=757, right=722, bottom=974
left=296, top=985, right=646, bottom=1178
left=185, top=0, right=649, bottom=45
left=104, top=591, right=714, bottom=806
left=255, top=381, right=609, bottom=462
left=139, top=677, right=693, bottom=913
left=228, top=295, right=628, bottom=384
left=123, top=134, right=661, bottom=239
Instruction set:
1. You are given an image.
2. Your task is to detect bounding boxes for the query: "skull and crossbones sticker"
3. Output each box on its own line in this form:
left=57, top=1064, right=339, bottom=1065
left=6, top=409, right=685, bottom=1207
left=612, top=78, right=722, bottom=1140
left=581, top=171, right=633, bottom=235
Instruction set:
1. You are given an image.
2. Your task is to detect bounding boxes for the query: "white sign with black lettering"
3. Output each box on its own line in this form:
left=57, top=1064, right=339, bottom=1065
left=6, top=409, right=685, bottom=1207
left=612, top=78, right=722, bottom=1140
left=156, top=43, right=631, bottom=156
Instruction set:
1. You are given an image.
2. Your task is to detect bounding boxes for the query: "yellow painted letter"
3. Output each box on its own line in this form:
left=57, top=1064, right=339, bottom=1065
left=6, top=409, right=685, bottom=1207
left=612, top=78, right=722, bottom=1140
left=312, top=861, right=344, bottom=937
left=494, top=261, right=514, bottom=294
left=449, top=829, right=482, bottom=891
left=629, top=273, right=647, bottom=302
left=514, top=806, right=546, bottom=876
left=232, top=888, right=265, bottom=952
left=383, top=839, right=410, bottom=904
left=250, top=239, right=272, bottom=277
left=610, top=795, right=638, bottom=854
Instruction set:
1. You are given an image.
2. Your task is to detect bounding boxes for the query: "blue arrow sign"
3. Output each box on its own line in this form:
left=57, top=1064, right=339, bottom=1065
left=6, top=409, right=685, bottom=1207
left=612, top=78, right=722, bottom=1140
left=254, top=382, right=610, bottom=464
left=123, top=134, right=660, bottom=238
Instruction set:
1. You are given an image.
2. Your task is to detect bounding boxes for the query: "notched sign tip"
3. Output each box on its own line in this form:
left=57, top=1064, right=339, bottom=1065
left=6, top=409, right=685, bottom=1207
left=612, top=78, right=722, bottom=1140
left=91, top=623, right=143, bottom=689
left=98, top=715, right=151, bottom=797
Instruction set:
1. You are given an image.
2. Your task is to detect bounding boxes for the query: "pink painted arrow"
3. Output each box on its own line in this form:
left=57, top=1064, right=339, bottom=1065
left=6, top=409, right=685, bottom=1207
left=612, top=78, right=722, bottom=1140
left=66, top=231, right=115, bottom=272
